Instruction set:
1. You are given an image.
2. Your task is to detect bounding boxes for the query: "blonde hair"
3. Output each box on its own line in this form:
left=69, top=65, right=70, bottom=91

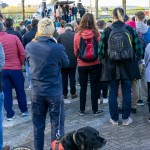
left=117, top=10, right=124, bottom=22
left=38, top=18, right=55, bottom=36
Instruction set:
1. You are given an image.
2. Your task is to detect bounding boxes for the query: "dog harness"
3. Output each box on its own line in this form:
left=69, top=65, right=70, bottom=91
left=51, top=139, right=64, bottom=150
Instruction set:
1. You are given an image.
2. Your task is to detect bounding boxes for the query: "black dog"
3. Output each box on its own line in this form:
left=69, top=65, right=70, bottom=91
left=59, top=126, right=106, bottom=150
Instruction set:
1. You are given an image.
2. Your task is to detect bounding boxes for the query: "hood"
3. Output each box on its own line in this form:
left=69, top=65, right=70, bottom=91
left=80, top=30, right=95, bottom=39
left=125, top=20, right=136, bottom=29
left=136, top=22, right=148, bottom=34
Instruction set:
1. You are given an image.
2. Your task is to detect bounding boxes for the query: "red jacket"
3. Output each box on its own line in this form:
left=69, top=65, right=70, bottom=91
left=0, top=32, right=25, bottom=70
left=74, top=29, right=100, bottom=67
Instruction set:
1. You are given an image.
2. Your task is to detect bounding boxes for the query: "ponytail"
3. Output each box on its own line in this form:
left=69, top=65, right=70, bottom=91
left=113, top=8, right=124, bottom=22
left=117, top=10, right=124, bottom=22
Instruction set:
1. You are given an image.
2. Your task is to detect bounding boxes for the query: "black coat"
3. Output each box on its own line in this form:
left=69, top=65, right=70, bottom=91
left=23, top=28, right=37, bottom=48
left=99, top=21, right=142, bottom=81
left=57, top=30, right=77, bottom=68
left=6, top=28, right=22, bottom=42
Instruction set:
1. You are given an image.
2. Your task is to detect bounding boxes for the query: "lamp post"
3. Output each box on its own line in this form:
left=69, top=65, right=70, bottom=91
left=95, top=0, right=98, bottom=19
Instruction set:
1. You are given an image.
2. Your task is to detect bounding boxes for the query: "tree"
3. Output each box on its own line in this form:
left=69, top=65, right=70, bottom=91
left=22, top=0, right=25, bottom=21
left=50, top=0, right=57, bottom=4
left=122, top=0, right=126, bottom=14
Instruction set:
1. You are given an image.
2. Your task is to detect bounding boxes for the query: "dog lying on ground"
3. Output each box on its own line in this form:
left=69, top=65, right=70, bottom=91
left=51, top=126, right=107, bottom=150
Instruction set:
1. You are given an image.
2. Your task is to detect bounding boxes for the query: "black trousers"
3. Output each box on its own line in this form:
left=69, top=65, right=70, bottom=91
left=148, top=82, right=150, bottom=112
left=61, top=67, right=76, bottom=96
left=78, top=64, right=101, bottom=112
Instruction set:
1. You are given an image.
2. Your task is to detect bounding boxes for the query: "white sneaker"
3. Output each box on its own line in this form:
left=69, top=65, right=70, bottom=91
left=22, top=111, right=29, bottom=116
left=109, top=118, right=118, bottom=125
left=122, top=117, right=133, bottom=126
left=98, top=98, right=101, bottom=104
left=63, top=99, right=71, bottom=104
left=103, top=98, right=108, bottom=104
left=7, top=115, right=15, bottom=121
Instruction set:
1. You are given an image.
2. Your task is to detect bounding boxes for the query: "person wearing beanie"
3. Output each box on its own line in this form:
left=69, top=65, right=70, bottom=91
left=25, top=18, right=69, bottom=150
left=57, top=23, right=77, bottom=100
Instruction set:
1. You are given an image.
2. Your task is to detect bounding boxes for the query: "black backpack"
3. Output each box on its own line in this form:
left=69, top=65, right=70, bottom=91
left=138, top=34, right=147, bottom=55
left=108, top=24, right=133, bottom=62
left=78, top=37, right=98, bottom=62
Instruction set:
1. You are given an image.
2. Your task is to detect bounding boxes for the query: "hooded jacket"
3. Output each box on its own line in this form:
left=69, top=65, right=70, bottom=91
left=74, top=29, right=100, bottom=67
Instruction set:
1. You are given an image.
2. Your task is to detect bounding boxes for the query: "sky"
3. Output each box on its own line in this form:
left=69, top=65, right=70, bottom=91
left=2, top=0, right=150, bottom=7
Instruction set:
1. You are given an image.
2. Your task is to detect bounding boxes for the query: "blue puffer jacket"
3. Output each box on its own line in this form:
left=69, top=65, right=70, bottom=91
left=25, top=36, right=69, bottom=96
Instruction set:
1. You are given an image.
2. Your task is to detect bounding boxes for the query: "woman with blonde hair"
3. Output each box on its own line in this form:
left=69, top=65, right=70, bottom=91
left=74, top=13, right=103, bottom=116
left=98, top=8, right=143, bottom=126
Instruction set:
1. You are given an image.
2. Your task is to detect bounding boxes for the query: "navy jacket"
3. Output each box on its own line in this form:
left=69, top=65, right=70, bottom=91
left=6, top=27, right=22, bottom=42
left=72, top=7, right=78, bottom=15
left=26, top=36, right=69, bottom=96
left=23, top=28, right=37, bottom=48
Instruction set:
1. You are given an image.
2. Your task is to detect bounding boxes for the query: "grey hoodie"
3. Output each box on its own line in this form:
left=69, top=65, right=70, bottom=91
left=136, top=22, right=148, bottom=34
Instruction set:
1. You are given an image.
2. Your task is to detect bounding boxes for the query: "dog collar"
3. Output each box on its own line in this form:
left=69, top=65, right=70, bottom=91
left=51, top=139, right=64, bottom=150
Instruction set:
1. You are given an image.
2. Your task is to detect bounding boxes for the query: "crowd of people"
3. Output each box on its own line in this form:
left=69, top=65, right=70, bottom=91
left=0, top=6, right=149, bottom=150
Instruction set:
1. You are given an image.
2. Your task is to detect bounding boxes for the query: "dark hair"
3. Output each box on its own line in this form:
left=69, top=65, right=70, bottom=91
left=132, top=16, right=135, bottom=22
left=147, top=19, right=150, bottom=26
left=26, top=24, right=31, bottom=32
left=124, top=14, right=129, bottom=22
left=96, top=20, right=106, bottom=29
left=107, top=20, right=113, bottom=23
left=113, top=7, right=124, bottom=22
left=77, top=18, right=81, bottom=26
left=31, top=19, right=39, bottom=28
left=4, top=18, right=14, bottom=28
left=78, top=13, right=99, bottom=38
left=135, top=11, right=145, bottom=21
left=19, top=21, right=25, bottom=26
left=15, top=26, right=21, bottom=32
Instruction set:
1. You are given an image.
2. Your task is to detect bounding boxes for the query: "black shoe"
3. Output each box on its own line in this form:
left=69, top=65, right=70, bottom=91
left=118, top=107, right=122, bottom=114
left=137, top=99, right=144, bottom=106
left=93, top=110, right=103, bottom=116
left=131, top=108, right=137, bottom=114
left=78, top=110, right=84, bottom=116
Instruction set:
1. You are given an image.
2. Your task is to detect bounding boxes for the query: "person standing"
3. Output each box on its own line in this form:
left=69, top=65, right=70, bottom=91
left=4, top=18, right=22, bottom=42
left=74, top=13, right=103, bottom=116
left=79, top=5, right=85, bottom=19
left=0, top=43, right=11, bottom=150
left=25, top=18, right=69, bottom=150
left=0, top=22, right=28, bottom=121
left=62, top=5, right=67, bottom=22
left=135, top=11, right=150, bottom=106
left=98, top=8, right=143, bottom=126
left=145, top=44, right=150, bottom=122
left=58, top=24, right=77, bottom=100
left=72, top=4, right=78, bottom=20
left=23, top=19, right=39, bottom=89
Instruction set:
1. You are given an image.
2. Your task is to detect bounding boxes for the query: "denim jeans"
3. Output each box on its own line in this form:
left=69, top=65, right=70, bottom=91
left=31, top=94, right=65, bottom=150
left=0, top=92, right=4, bottom=150
left=2, top=70, right=28, bottom=118
left=109, top=80, right=132, bottom=121
left=148, top=82, right=150, bottom=113
left=78, top=64, right=101, bottom=112
left=25, top=61, right=31, bottom=87
left=61, top=67, right=76, bottom=96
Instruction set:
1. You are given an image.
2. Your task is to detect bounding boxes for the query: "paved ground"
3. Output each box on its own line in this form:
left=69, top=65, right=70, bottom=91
left=3, top=85, right=150, bottom=150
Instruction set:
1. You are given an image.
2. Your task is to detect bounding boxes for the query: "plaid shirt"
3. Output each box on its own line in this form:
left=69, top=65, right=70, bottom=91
left=98, top=25, right=143, bottom=60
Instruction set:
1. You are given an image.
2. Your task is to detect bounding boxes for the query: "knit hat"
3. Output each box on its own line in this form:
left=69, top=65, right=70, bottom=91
left=65, top=23, right=74, bottom=31
left=38, top=18, right=55, bottom=36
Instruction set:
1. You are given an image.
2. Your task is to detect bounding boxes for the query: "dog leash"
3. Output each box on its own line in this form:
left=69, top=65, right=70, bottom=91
left=55, top=96, right=63, bottom=150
